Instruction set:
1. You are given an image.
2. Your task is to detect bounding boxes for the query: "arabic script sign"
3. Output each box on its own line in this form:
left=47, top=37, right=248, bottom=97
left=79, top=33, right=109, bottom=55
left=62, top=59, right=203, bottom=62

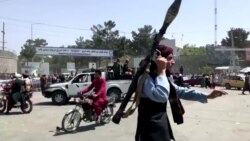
left=36, top=47, right=113, bottom=57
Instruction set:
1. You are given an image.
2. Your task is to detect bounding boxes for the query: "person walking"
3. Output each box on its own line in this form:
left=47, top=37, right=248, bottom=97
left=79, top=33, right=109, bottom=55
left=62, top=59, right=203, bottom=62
left=124, top=45, right=227, bottom=141
left=242, top=73, right=250, bottom=95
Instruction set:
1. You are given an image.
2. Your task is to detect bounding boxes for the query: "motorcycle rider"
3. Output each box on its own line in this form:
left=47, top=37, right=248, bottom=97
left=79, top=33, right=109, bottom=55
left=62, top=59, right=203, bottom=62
left=6, top=73, right=24, bottom=114
left=22, top=72, right=33, bottom=93
left=79, top=69, right=108, bottom=122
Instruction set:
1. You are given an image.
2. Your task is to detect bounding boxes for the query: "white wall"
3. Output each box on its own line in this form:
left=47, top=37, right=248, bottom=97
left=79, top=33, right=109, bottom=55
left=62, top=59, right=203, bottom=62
left=23, top=62, right=50, bottom=76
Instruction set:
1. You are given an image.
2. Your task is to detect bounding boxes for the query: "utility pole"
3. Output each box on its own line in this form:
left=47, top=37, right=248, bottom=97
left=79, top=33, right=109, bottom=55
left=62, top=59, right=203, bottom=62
left=214, top=0, right=218, bottom=47
left=230, top=30, right=236, bottom=72
left=1, top=22, right=5, bottom=51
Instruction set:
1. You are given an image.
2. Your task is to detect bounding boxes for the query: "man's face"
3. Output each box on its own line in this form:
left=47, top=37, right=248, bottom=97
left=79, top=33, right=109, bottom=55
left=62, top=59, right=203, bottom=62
left=94, top=72, right=100, bottom=79
left=165, top=54, right=175, bottom=70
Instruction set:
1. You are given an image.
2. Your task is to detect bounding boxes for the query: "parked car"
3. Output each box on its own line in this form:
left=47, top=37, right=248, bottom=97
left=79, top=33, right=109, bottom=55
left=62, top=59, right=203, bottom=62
left=183, top=75, right=203, bottom=87
left=221, top=75, right=244, bottom=90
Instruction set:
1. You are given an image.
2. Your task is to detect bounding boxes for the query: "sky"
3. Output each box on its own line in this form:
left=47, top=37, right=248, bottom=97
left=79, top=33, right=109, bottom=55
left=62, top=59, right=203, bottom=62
left=0, top=0, right=249, bottom=55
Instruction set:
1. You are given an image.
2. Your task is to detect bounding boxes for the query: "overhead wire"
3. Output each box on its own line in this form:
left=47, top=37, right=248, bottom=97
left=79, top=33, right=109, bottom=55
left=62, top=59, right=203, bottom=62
left=0, top=0, right=13, bottom=3
left=2, top=16, right=248, bottom=37
left=0, top=16, right=91, bottom=31
left=0, top=16, right=249, bottom=44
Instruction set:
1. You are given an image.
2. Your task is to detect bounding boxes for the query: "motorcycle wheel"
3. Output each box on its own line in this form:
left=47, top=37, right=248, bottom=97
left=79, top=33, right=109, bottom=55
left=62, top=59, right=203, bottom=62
left=61, top=110, right=82, bottom=132
left=21, top=99, right=33, bottom=113
left=0, top=99, right=6, bottom=113
left=100, top=106, right=114, bottom=123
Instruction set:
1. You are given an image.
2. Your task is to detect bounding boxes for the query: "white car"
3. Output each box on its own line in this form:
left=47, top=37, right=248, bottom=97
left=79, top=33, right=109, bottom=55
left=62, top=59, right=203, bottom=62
left=42, top=72, right=131, bottom=105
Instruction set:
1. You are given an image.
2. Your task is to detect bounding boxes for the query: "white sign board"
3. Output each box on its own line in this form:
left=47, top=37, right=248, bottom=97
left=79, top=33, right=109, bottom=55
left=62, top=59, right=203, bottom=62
left=23, top=62, right=50, bottom=76
left=67, top=62, right=75, bottom=71
left=36, top=47, right=113, bottom=57
left=89, top=62, right=96, bottom=69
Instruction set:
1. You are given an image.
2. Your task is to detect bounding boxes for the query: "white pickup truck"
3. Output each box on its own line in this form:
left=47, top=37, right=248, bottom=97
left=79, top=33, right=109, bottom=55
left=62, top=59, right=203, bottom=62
left=42, top=72, right=132, bottom=105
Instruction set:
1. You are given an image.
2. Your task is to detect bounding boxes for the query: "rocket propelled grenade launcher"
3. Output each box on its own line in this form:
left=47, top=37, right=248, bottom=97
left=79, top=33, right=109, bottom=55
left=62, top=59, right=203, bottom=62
left=112, top=0, right=182, bottom=124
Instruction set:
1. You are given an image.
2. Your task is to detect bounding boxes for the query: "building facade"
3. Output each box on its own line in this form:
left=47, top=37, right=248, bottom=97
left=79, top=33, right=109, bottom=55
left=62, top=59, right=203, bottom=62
left=0, top=50, right=17, bottom=74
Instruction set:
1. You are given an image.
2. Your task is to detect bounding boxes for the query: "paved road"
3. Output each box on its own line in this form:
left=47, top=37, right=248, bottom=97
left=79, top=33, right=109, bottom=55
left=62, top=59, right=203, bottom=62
left=0, top=87, right=250, bottom=141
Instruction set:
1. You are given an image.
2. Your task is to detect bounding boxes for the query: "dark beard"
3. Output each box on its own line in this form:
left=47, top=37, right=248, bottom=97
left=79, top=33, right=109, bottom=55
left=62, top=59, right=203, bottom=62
left=166, top=70, right=171, bottom=77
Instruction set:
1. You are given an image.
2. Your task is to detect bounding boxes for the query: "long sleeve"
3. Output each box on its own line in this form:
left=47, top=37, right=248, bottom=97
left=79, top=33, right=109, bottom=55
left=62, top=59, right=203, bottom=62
left=141, top=74, right=170, bottom=103
left=81, top=81, right=94, bottom=94
left=173, top=83, right=208, bottom=103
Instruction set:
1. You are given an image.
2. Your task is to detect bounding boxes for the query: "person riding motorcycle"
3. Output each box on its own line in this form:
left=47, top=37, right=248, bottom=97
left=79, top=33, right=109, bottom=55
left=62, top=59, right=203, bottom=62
left=10, top=72, right=32, bottom=110
left=6, top=73, right=25, bottom=113
left=79, top=69, right=108, bottom=121
left=23, top=72, right=33, bottom=93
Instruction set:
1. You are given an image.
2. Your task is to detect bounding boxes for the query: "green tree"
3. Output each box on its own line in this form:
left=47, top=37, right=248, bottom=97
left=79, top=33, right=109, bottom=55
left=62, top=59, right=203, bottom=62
left=180, top=44, right=206, bottom=56
left=175, top=44, right=206, bottom=74
left=91, top=20, right=118, bottom=65
left=74, top=37, right=94, bottom=68
left=19, top=38, right=48, bottom=62
left=201, top=66, right=214, bottom=75
left=221, top=28, right=250, bottom=59
left=131, top=25, right=156, bottom=56
left=114, top=36, right=132, bottom=57
left=90, top=20, right=124, bottom=66
left=75, top=36, right=94, bottom=49
left=205, top=44, right=230, bottom=66
left=91, top=20, right=119, bottom=50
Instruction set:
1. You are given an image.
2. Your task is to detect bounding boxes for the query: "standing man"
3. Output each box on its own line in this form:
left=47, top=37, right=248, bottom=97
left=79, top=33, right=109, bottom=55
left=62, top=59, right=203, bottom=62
left=127, top=45, right=227, bottom=141
left=113, top=58, right=122, bottom=79
left=179, top=65, right=184, bottom=75
left=242, top=73, right=250, bottom=95
left=210, top=73, right=216, bottom=89
left=40, top=74, right=47, bottom=94
left=91, top=63, right=95, bottom=72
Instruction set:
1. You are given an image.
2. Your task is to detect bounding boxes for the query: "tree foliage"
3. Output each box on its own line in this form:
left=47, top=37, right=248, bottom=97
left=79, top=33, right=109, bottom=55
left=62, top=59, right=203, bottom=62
left=19, top=38, right=48, bottom=62
left=17, top=19, right=250, bottom=75
left=91, top=20, right=119, bottom=49
left=89, top=20, right=132, bottom=58
left=131, top=25, right=156, bottom=56
left=221, top=28, right=250, bottom=59
left=221, top=28, right=249, bottom=48
left=205, top=44, right=230, bottom=66
left=180, top=44, right=205, bottom=56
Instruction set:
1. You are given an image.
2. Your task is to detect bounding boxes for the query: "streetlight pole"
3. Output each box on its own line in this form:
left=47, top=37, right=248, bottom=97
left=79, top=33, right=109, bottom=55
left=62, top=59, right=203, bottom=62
left=214, top=0, right=218, bottom=47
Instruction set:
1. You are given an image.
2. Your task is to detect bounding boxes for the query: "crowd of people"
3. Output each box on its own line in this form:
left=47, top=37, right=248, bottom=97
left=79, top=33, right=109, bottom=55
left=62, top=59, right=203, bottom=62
left=107, top=58, right=134, bottom=80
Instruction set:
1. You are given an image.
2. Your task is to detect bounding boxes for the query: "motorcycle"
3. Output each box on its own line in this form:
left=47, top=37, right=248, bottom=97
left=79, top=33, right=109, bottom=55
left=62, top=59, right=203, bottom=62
left=60, top=94, right=116, bottom=132
left=0, top=82, right=33, bottom=114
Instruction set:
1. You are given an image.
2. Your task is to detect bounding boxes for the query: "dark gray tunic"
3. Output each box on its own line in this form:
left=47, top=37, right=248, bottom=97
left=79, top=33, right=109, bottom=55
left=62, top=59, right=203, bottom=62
left=135, top=98, right=174, bottom=141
